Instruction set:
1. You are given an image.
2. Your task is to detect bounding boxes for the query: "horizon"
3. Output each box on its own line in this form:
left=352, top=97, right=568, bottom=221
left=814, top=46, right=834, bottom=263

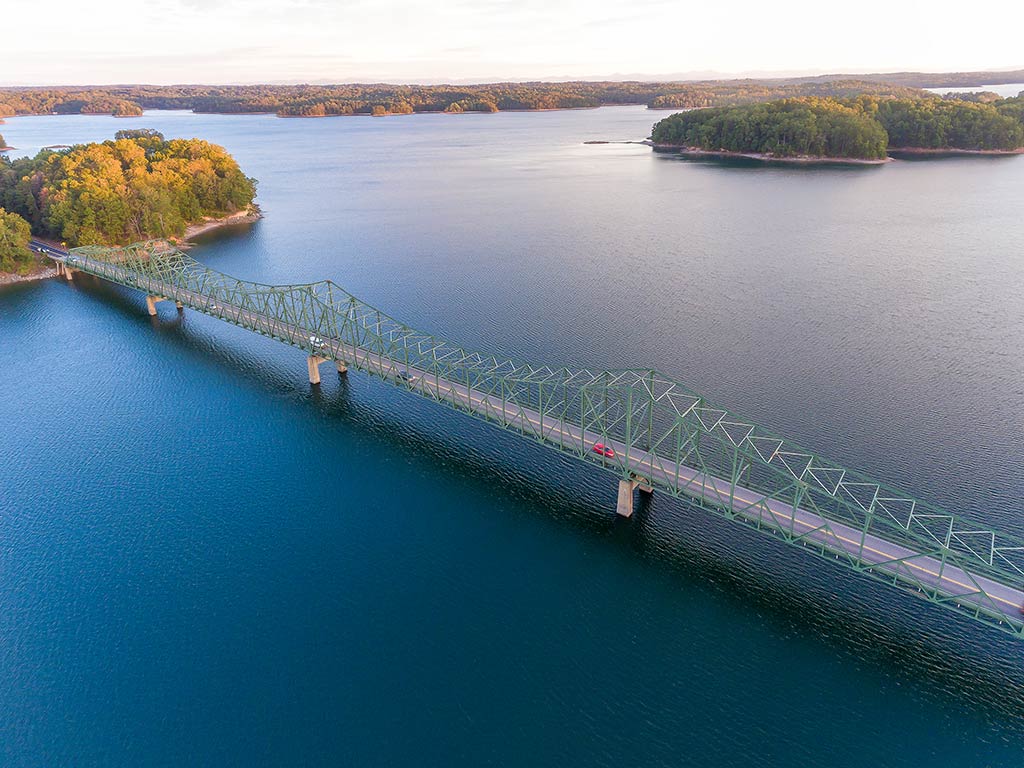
left=3, top=65, right=1024, bottom=90
left=2, top=0, right=1023, bottom=86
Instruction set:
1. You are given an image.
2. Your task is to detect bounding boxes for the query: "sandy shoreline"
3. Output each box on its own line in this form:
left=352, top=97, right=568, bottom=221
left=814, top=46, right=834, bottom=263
left=179, top=206, right=262, bottom=242
left=651, top=144, right=891, bottom=164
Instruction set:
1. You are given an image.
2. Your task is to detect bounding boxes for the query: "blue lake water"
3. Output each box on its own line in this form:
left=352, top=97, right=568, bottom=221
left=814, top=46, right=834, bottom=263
left=2, top=106, right=1024, bottom=766
left=926, top=83, right=1024, bottom=98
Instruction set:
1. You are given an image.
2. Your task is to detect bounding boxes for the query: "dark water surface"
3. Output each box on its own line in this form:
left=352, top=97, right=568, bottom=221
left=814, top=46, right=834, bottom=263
left=2, top=108, right=1023, bottom=766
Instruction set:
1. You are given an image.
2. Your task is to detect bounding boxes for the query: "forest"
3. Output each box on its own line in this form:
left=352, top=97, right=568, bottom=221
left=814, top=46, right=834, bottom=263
left=651, top=95, right=1024, bottom=159
left=650, top=98, right=889, bottom=159
left=0, top=205, right=33, bottom=274
left=0, top=80, right=926, bottom=118
left=876, top=97, right=1024, bottom=150
left=0, top=129, right=256, bottom=251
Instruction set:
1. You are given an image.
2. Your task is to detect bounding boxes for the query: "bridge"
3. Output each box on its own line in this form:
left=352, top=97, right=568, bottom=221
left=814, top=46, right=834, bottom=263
left=33, top=238, right=1024, bottom=640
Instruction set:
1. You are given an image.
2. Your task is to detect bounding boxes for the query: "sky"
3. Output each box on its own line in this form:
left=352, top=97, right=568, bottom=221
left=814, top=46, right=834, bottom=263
left=1, top=0, right=1022, bottom=85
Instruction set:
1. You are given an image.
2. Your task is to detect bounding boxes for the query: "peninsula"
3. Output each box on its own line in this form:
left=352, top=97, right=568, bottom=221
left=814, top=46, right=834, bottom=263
left=0, top=129, right=257, bottom=278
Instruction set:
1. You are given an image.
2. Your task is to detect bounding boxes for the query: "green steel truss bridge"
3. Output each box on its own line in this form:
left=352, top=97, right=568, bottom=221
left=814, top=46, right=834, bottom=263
left=40, top=240, right=1024, bottom=639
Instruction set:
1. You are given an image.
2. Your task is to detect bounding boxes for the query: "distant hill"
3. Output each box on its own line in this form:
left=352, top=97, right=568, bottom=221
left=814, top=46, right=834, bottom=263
left=774, top=70, right=1024, bottom=89
left=0, top=71, right=1020, bottom=119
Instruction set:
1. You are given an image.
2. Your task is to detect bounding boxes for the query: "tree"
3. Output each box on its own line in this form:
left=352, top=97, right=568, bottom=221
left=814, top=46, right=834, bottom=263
left=0, top=133, right=256, bottom=247
left=0, top=207, right=33, bottom=274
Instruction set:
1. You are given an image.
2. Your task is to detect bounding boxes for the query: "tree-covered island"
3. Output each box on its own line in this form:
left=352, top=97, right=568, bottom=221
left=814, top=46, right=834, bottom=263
left=0, top=130, right=257, bottom=276
left=651, top=95, right=1024, bottom=161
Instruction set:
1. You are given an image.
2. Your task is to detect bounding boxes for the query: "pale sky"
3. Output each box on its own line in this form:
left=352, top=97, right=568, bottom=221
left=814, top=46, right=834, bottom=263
left=2, top=0, right=1022, bottom=85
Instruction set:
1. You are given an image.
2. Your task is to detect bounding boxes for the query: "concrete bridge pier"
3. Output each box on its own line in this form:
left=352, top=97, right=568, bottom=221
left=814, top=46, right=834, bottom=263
left=307, top=355, right=328, bottom=384
left=308, top=355, right=347, bottom=383
left=616, top=476, right=654, bottom=518
left=145, top=295, right=176, bottom=316
left=56, top=262, right=74, bottom=281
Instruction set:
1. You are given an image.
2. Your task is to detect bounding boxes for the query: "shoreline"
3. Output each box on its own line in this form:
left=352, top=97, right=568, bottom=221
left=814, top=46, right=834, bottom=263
left=0, top=262, right=57, bottom=286
left=0, top=209, right=261, bottom=285
left=887, top=146, right=1024, bottom=156
left=651, top=144, right=891, bottom=164
left=178, top=206, right=262, bottom=243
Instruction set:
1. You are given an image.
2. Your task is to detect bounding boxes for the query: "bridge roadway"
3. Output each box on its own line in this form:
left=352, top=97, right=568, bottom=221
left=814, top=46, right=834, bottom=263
left=38, top=242, right=1024, bottom=629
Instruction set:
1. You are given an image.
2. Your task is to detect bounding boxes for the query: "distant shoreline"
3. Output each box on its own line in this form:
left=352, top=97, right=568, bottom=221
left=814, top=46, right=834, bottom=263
left=887, top=146, right=1024, bottom=156
left=650, top=144, right=891, bottom=164
left=648, top=143, right=1024, bottom=163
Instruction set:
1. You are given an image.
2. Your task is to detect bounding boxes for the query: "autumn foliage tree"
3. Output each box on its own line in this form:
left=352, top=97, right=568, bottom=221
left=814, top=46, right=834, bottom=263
left=0, top=131, right=256, bottom=246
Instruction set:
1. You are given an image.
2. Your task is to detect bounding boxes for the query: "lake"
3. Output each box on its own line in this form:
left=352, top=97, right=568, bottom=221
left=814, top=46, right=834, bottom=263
left=2, top=106, right=1023, bottom=766
left=926, top=83, right=1024, bottom=98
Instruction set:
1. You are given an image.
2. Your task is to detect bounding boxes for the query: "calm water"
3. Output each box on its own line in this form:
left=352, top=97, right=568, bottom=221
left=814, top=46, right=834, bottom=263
left=926, top=83, right=1024, bottom=98
left=2, top=107, right=1024, bottom=766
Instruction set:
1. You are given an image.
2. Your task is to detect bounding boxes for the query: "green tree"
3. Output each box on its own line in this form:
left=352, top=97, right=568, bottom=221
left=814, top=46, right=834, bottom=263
left=0, top=207, right=33, bottom=274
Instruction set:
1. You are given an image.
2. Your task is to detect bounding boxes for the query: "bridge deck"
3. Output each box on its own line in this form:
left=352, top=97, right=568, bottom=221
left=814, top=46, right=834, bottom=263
left=38, top=241, right=1024, bottom=636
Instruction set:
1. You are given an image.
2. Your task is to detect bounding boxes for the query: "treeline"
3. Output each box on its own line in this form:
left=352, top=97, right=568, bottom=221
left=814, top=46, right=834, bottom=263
left=651, top=98, right=889, bottom=159
left=647, top=80, right=922, bottom=109
left=0, top=80, right=926, bottom=118
left=0, top=129, right=256, bottom=247
left=651, top=95, right=1024, bottom=159
left=877, top=97, right=1024, bottom=150
left=799, top=69, right=1024, bottom=89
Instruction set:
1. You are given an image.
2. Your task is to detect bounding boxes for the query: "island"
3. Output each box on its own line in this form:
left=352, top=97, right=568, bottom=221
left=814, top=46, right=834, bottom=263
left=651, top=95, right=1024, bottom=162
left=0, top=129, right=258, bottom=280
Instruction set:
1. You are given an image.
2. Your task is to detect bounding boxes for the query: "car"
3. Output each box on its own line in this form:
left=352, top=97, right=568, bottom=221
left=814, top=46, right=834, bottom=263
left=592, top=442, right=615, bottom=458
left=309, top=335, right=325, bottom=348
left=398, top=370, right=418, bottom=383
